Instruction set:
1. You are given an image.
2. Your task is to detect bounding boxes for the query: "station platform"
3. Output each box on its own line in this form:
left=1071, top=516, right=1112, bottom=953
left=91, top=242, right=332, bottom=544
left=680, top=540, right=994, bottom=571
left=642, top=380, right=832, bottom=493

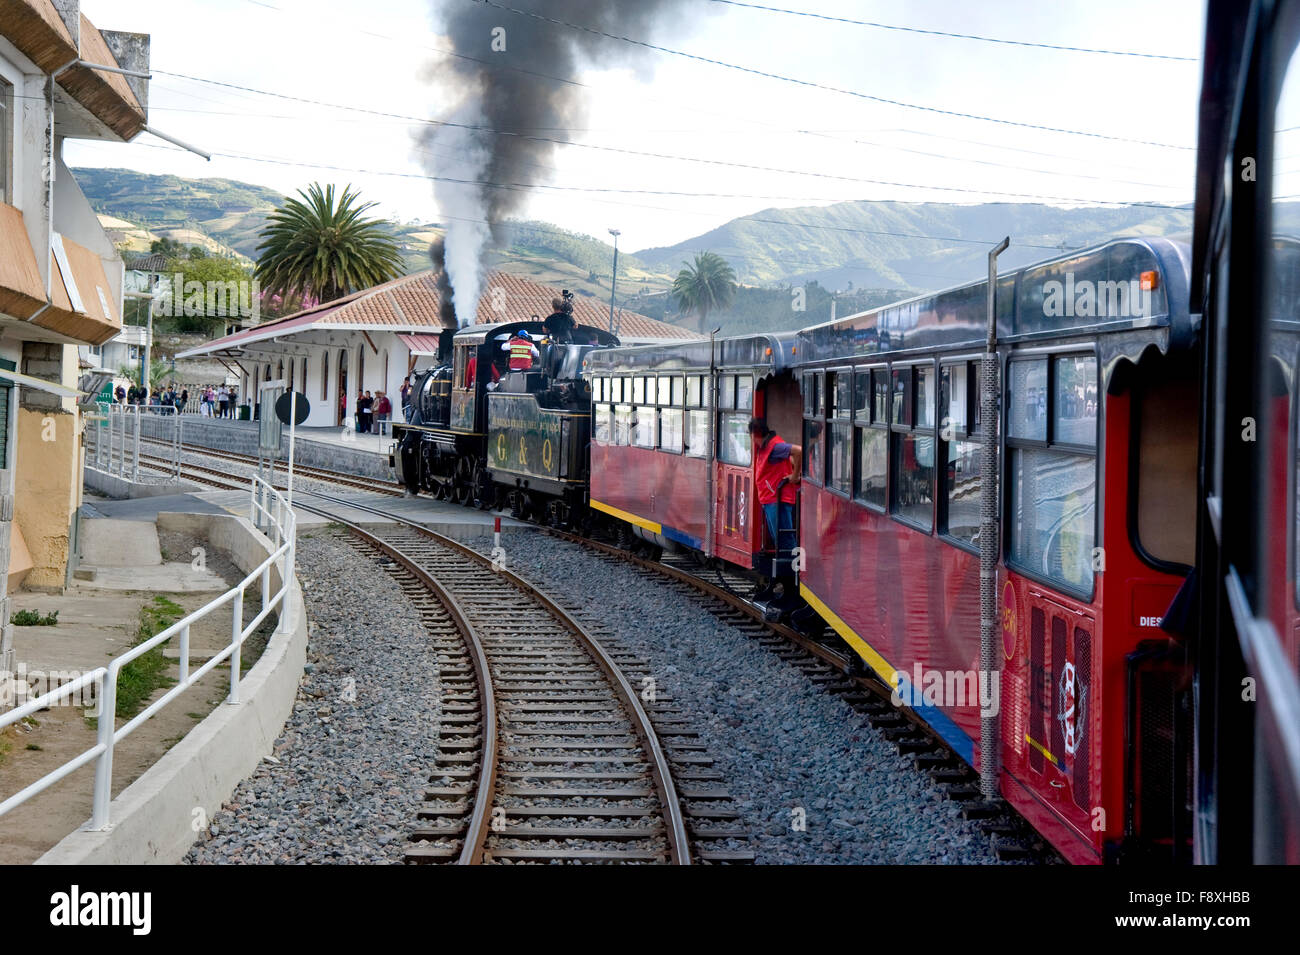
left=83, top=487, right=530, bottom=540
left=175, top=415, right=392, bottom=456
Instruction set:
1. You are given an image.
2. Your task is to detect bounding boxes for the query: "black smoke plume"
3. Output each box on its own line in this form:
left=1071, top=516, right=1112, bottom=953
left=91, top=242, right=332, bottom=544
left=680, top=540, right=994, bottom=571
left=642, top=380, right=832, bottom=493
left=422, top=0, right=690, bottom=325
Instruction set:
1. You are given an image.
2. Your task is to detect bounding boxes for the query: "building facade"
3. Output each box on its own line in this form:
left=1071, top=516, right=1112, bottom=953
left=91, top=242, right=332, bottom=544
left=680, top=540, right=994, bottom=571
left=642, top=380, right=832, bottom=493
left=0, top=0, right=150, bottom=660
left=178, top=269, right=701, bottom=429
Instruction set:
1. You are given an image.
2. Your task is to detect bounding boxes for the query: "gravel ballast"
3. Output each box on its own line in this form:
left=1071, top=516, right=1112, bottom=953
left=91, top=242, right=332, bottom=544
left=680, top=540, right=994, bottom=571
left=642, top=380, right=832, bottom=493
left=185, top=530, right=440, bottom=864
left=470, top=530, right=1008, bottom=865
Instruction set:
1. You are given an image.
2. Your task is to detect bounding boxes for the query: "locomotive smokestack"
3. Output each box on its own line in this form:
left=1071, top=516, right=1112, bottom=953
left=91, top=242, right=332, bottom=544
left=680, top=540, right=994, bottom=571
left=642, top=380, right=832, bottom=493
left=428, top=238, right=460, bottom=329
left=421, top=0, right=694, bottom=327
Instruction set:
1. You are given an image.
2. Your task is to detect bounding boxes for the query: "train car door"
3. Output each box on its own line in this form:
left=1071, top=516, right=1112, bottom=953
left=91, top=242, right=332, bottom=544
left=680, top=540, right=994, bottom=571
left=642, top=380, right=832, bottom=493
left=713, top=371, right=757, bottom=567
left=1010, top=586, right=1098, bottom=847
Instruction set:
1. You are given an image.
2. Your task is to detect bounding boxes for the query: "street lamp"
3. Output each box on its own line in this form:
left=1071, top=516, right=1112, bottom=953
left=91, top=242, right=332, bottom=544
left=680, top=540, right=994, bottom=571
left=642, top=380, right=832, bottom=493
left=608, top=228, right=621, bottom=334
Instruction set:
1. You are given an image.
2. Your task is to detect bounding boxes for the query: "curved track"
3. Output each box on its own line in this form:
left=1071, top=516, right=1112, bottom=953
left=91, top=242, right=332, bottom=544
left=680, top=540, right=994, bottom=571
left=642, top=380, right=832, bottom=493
left=294, top=491, right=756, bottom=864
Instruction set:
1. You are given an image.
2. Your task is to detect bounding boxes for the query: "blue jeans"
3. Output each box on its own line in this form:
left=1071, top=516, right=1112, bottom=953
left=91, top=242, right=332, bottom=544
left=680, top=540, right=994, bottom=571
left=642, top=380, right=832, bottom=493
left=763, top=502, right=796, bottom=557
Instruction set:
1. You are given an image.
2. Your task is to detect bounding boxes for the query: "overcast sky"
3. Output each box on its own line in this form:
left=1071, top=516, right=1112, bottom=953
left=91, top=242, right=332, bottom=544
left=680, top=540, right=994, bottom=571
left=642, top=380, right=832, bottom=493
left=68, top=0, right=1208, bottom=253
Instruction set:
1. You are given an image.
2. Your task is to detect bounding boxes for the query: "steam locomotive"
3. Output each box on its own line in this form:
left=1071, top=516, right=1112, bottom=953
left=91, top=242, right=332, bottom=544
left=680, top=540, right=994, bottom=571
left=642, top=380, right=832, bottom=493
left=391, top=314, right=618, bottom=527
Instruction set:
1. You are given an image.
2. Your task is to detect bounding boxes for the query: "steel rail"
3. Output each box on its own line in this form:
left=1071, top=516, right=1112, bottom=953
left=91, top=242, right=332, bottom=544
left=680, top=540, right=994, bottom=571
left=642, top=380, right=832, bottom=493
left=295, top=504, right=499, bottom=866
left=295, top=489, right=693, bottom=865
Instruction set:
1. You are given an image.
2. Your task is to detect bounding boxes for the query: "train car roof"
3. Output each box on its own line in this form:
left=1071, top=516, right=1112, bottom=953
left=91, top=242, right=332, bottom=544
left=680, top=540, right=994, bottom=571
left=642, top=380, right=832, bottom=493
left=454, top=320, right=619, bottom=347
left=796, top=236, right=1193, bottom=365
left=583, top=331, right=798, bottom=374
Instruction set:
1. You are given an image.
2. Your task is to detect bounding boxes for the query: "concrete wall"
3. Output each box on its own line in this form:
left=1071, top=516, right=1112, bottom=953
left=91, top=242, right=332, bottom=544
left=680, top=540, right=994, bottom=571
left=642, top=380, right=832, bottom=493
left=139, top=413, right=393, bottom=480
left=36, top=511, right=307, bottom=865
left=13, top=405, right=77, bottom=591
left=82, top=466, right=202, bottom=499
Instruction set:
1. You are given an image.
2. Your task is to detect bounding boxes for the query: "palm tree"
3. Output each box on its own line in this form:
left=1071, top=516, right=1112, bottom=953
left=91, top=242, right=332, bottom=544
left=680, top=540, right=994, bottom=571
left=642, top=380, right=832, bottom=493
left=255, top=183, right=404, bottom=303
left=671, top=251, right=737, bottom=333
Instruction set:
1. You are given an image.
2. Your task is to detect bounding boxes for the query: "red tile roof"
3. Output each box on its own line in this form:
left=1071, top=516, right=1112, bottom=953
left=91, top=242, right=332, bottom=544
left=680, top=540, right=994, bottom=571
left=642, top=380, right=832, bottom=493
left=177, top=269, right=698, bottom=357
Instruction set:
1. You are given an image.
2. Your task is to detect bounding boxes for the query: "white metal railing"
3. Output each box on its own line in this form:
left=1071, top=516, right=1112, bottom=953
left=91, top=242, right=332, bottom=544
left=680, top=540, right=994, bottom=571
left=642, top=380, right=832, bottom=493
left=0, top=477, right=296, bottom=830
left=85, top=403, right=184, bottom=482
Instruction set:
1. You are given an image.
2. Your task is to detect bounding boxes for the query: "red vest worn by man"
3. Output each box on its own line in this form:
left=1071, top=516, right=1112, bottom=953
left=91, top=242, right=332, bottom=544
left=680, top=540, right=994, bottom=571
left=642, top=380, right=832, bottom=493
left=507, top=335, right=538, bottom=371
left=755, top=433, right=798, bottom=505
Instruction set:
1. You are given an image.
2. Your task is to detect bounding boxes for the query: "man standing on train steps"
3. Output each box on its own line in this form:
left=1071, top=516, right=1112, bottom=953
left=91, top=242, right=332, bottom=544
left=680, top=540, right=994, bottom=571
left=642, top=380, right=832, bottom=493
left=750, top=416, right=801, bottom=606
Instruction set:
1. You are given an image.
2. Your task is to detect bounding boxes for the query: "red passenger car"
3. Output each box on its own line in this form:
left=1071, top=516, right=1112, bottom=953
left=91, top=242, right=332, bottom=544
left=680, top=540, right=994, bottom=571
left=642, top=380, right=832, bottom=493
left=794, top=238, right=1198, bottom=864
left=584, top=335, right=800, bottom=574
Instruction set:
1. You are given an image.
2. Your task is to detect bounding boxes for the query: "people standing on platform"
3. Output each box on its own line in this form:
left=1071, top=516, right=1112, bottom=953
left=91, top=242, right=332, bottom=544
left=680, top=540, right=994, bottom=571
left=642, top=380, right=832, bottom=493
left=115, top=385, right=126, bottom=404
left=218, top=388, right=229, bottom=419
left=374, top=391, right=392, bottom=434
left=400, top=377, right=412, bottom=422
left=177, top=388, right=188, bottom=414
left=362, top=390, right=375, bottom=433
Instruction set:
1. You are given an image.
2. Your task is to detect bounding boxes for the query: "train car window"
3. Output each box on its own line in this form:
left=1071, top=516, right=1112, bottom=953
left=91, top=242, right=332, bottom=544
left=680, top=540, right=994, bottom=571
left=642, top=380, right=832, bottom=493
left=633, top=377, right=645, bottom=405
left=892, top=432, right=935, bottom=531
left=688, top=375, right=702, bottom=408
left=831, top=372, right=851, bottom=418
left=946, top=438, right=982, bottom=545
left=890, top=369, right=909, bottom=426
left=1054, top=355, right=1097, bottom=446
left=873, top=368, right=890, bottom=423
left=633, top=407, right=656, bottom=449
left=608, top=377, right=621, bottom=403
left=685, top=409, right=708, bottom=457
left=646, top=377, right=659, bottom=405
left=659, top=407, right=683, bottom=452
left=719, top=375, right=735, bottom=410
left=804, top=373, right=822, bottom=417
left=803, top=418, right=825, bottom=484
left=854, top=371, right=871, bottom=421
left=719, top=413, right=752, bottom=466
left=671, top=376, right=684, bottom=407
left=940, top=362, right=980, bottom=545
left=916, top=365, right=936, bottom=430
left=1009, top=447, right=1095, bottom=593
left=594, top=405, right=612, bottom=446
left=737, top=375, right=754, bottom=411
left=592, top=377, right=603, bottom=402
left=657, top=375, right=672, bottom=406
left=943, top=363, right=968, bottom=434
left=829, top=421, right=851, bottom=493
left=969, top=361, right=982, bottom=434
left=856, top=427, right=887, bottom=510
left=1008, top=358, right=1048, bottom=441
left=1133, top=366, right=1198, bottom=570
left=614, top=405, right=632, bottom=446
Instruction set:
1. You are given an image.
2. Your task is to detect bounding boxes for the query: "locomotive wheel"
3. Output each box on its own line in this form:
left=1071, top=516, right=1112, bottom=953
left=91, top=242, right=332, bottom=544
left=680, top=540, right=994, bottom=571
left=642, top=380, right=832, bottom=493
left=473, top=465, right=492, bottom=510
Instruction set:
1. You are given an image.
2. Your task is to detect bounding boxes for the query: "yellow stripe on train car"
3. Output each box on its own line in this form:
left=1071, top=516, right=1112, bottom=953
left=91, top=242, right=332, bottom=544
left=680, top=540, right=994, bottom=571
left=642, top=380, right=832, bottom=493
left=589, top=499, right=662, bottom=535
left=799, top=583, right=898, bottom=685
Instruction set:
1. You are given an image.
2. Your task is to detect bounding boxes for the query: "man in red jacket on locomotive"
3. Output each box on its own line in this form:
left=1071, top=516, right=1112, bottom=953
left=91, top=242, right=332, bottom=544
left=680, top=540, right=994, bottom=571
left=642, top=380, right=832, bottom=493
left=750, top=417, right=801, bottom=605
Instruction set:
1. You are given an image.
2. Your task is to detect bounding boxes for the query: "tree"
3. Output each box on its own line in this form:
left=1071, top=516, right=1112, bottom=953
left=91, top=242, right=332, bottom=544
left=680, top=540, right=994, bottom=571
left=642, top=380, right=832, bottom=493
left=254, top=183, right=404, bottom=303
left=157, top=254, right=255, bottom=333
left=671, top=251, right=738, bottom=333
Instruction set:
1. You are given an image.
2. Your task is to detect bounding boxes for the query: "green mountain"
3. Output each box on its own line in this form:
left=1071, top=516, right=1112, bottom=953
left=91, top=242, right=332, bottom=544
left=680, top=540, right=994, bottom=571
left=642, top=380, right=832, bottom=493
left=636, top=199, right=1194, bottom=291
left=72, top=167, right=674, bottom=298
left=74, top=167, right=1198, bottom=334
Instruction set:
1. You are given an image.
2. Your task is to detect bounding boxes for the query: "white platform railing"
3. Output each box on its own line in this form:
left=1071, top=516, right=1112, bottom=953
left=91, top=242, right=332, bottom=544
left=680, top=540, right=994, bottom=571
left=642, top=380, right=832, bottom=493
left=0, top=477, right=296, bottom=830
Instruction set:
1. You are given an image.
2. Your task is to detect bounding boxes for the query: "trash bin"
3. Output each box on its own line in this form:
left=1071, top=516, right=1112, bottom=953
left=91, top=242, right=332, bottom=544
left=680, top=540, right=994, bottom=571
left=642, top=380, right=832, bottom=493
left=238, top=404, right=251, bottom=421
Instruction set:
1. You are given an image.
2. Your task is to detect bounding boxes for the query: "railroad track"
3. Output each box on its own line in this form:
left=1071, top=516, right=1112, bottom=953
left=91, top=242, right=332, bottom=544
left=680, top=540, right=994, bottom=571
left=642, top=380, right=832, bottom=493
left=295, top=491, right=754, bottom=864
left=540, top=527, right=1059, bottom=862
left=135, top=438, right=403, bottom=496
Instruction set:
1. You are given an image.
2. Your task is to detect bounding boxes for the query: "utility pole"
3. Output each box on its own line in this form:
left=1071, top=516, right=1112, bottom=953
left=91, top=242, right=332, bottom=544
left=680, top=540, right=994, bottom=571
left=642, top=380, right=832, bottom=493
left=608, top=228, right=621, bottom=335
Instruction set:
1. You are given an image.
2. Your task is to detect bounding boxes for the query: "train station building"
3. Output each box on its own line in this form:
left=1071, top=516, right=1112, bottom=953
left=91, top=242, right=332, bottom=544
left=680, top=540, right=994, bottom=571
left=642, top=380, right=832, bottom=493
left=176, top=269, right=699, bottom=429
